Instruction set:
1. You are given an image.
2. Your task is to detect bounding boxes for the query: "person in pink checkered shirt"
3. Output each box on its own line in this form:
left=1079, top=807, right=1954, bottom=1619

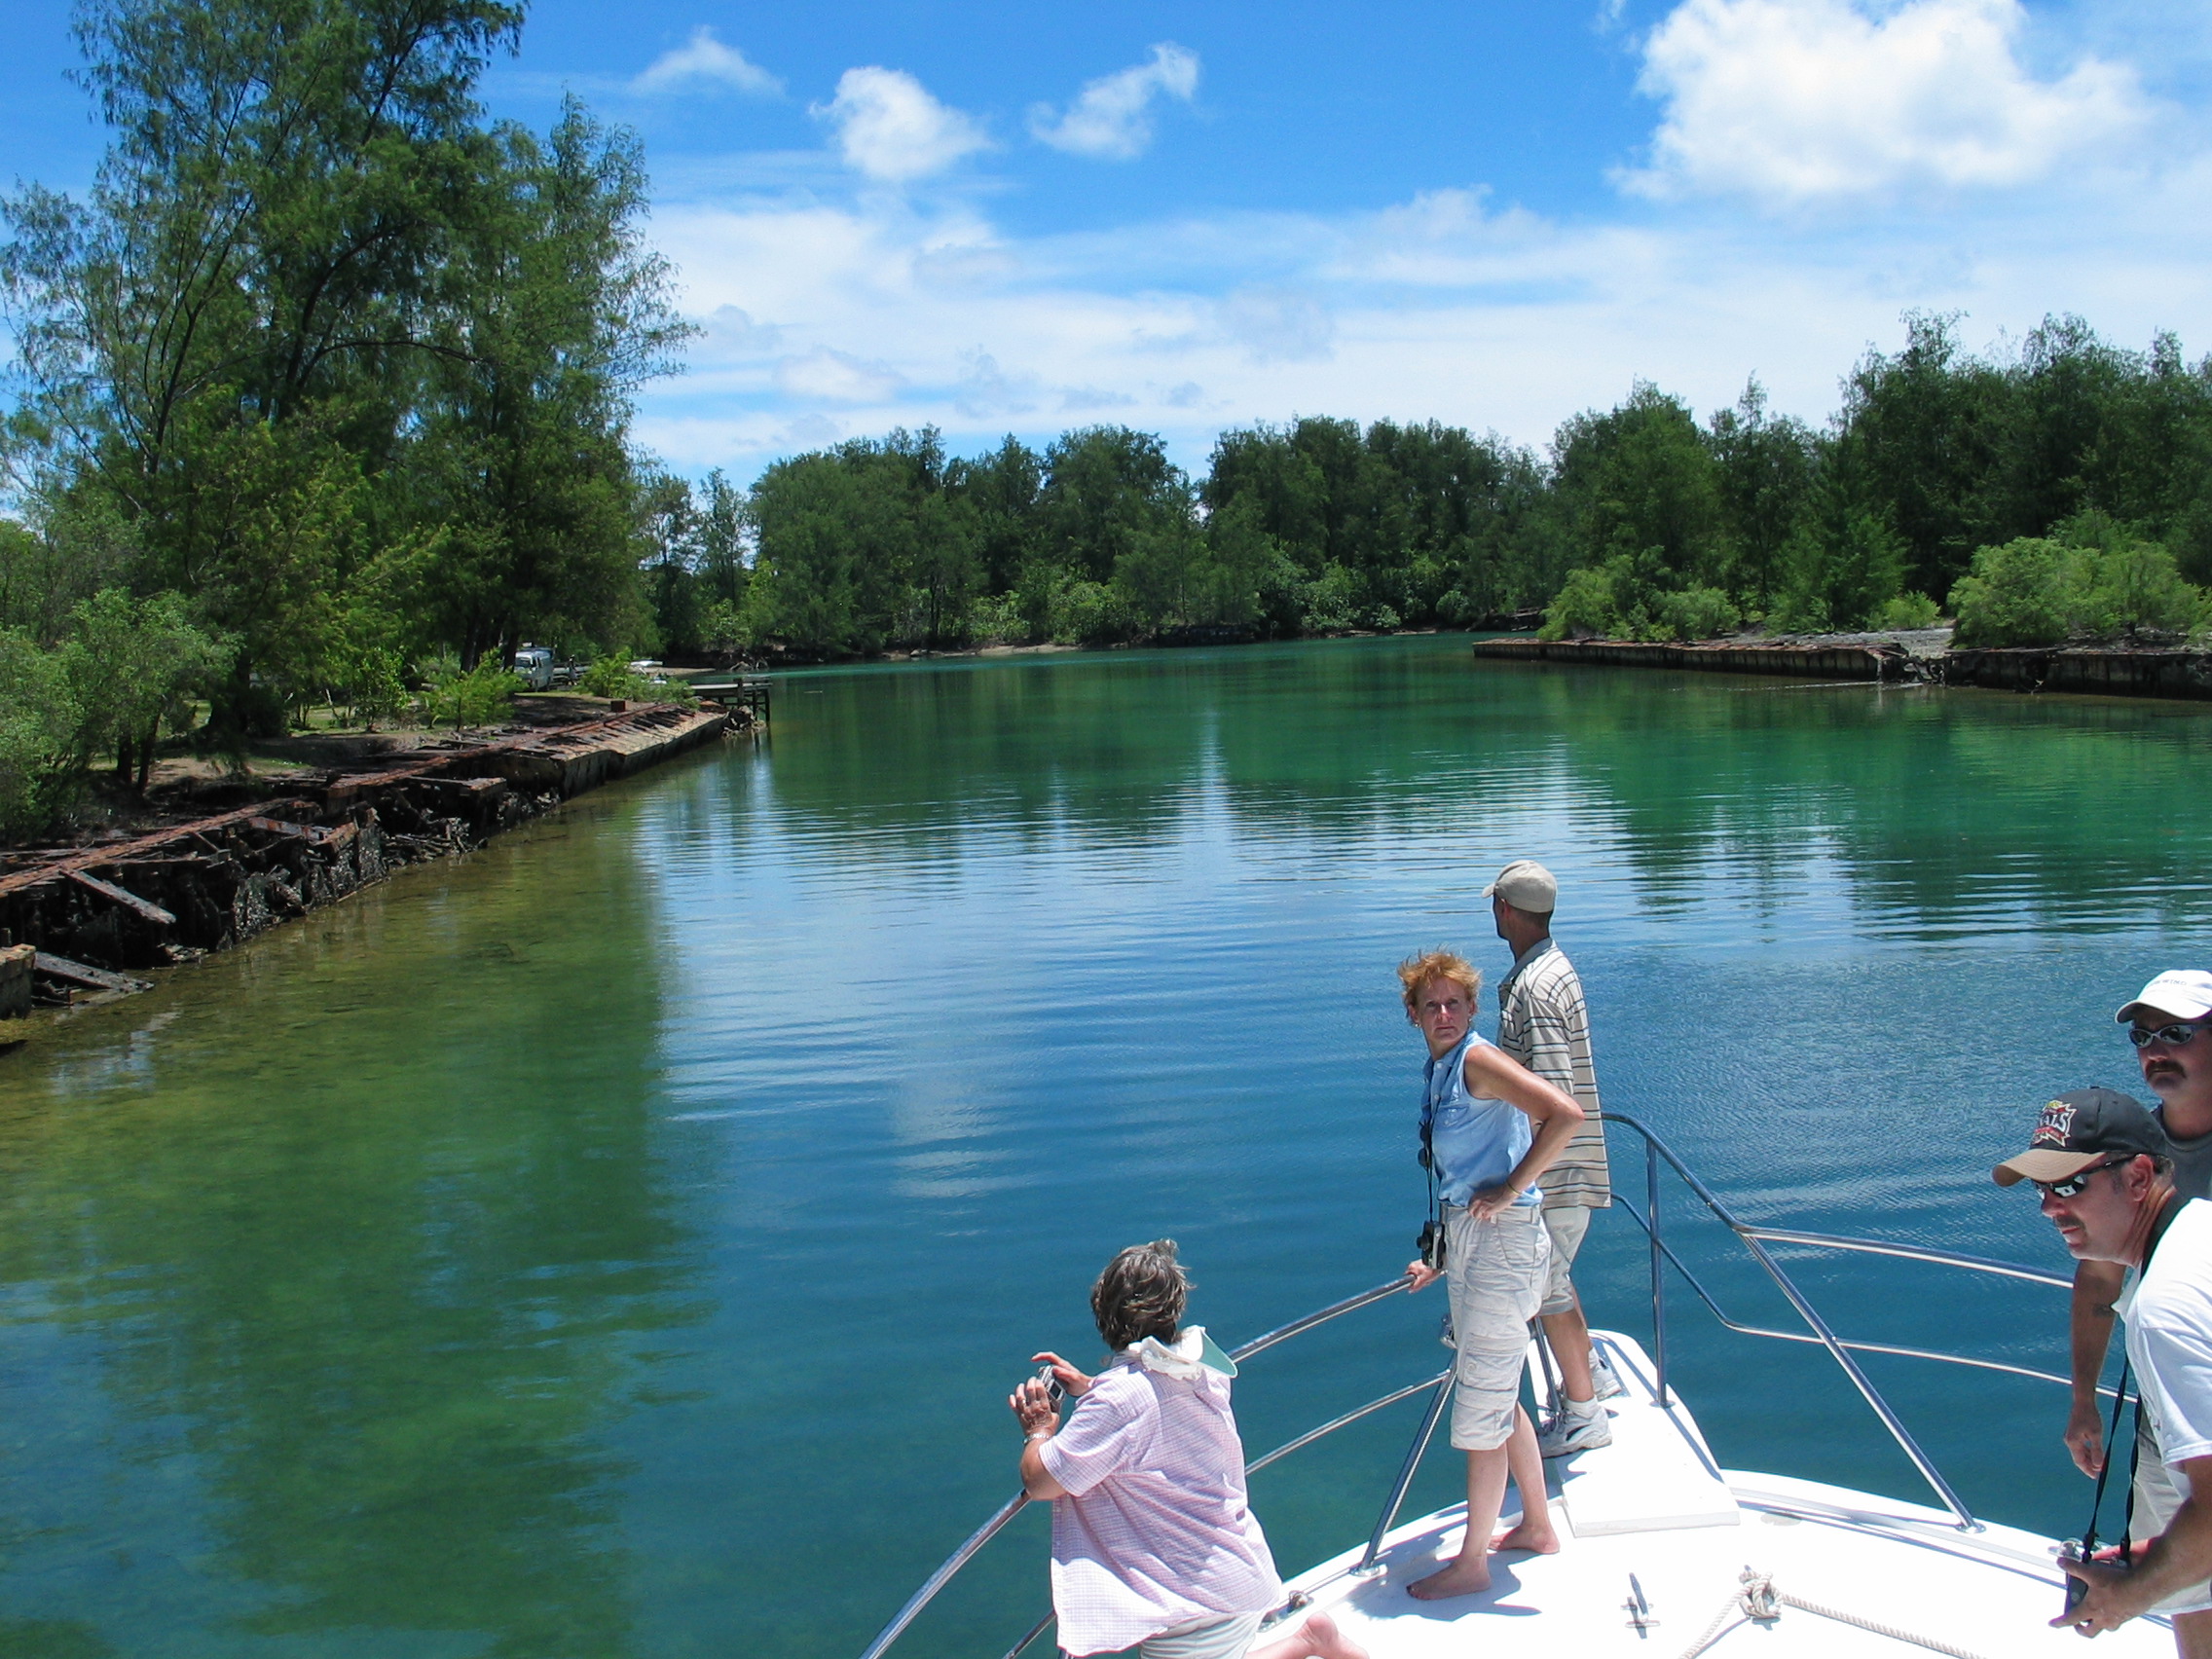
left=1011, top=1241, right=1370, bottom=1659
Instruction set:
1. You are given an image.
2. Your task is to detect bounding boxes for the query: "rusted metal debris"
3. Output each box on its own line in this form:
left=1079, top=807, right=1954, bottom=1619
left=0, top=703, right=734, bottom=1009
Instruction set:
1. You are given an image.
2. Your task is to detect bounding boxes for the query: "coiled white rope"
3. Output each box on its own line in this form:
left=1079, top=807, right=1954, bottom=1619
left=1676, top=1567, right=1998, bottom=1659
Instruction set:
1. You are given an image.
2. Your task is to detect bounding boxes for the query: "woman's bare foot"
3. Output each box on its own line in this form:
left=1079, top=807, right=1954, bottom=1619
left=1406, top=1556, right=1493, bottom=1600
left=1490, top=1512, right=1561, bottom=1556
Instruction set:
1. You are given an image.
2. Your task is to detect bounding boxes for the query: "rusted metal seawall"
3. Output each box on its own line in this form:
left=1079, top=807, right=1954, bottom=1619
left=1938, top=647, right=2212, bottom=699
left=1469, top=638, right=1910, bottom=680
left=0, top=705, right=730, bottom=994
left=1471, top=636, right=2212, bottom=701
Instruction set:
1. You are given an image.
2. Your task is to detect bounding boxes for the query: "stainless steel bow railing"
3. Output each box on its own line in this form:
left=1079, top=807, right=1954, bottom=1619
left=858, top=1111, right=2082, bottom=1659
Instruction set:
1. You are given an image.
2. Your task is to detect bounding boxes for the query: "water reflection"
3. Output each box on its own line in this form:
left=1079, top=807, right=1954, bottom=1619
left=764, top=642, right=2212, bottom=942
left=0, top=814, right=700, bottom=1656
left=8, top=639, right=2212, bottom=1659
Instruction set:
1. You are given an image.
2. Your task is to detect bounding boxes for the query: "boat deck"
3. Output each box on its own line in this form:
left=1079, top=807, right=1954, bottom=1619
left=1282, top=1333, right=2170, bottom=1656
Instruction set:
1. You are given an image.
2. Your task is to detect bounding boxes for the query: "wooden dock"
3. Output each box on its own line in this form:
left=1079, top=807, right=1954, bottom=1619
left=691, top=678, right=771, bottom=721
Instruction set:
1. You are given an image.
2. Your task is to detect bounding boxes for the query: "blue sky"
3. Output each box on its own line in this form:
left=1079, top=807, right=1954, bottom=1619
left=6, top=0, right=2212, bottom=482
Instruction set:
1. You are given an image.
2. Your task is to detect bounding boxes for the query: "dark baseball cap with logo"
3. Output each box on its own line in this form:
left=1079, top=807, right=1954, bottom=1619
left=1992, top=1088, right=2171, bottom=1187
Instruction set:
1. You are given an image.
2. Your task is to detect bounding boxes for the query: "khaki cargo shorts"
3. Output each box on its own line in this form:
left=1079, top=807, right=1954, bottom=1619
left=1539, top=1204, right=1591, bottom=1316
left=1444, top=1201, right=1550, bottom=1451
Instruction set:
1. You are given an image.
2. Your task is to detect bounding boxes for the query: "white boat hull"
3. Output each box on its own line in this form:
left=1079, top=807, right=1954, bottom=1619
left=1280, top=1332, right=2172, bottom=1656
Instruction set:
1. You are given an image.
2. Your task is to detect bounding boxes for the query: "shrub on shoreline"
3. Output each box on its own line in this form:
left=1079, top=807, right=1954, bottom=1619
left=1949, top=532, right=2205, bottom=647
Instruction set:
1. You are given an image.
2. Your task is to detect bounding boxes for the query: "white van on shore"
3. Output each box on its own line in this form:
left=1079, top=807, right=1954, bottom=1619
left=512, top=645, right=556, bottom=691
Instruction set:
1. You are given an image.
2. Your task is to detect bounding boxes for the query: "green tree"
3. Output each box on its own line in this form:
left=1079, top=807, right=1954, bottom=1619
left=63, top=587, right=230, bottom=790
left=1707, top=380, right=1821, bottom=608
left=1832, top=312, right=2009, bottom=599
left=1769, top=503, right=1907, bottom=633
left=396, top=101, right=689, bottom=665
left=1548, top=384, right=1727, bottom=590
left=1947, top=538, right=2094, bottom=647
left=2, top=0, right=528, bottom=728
left=0, top=630, right=79, bottom=837
left=945, top=437, right=1042, bottom=597
left=741, top=431, right=949, bottom=655
left=2, top=2, right=686, bottom=731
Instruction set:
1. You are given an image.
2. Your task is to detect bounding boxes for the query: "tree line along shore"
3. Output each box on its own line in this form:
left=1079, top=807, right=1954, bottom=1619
left=7, top=0, right=2212, bottom=847
left=729, top=314, right=2212, bottom=667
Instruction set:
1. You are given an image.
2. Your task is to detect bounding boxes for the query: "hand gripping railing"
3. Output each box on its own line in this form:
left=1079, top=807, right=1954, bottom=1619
left=854, top=1274, right=1419, bottom=1659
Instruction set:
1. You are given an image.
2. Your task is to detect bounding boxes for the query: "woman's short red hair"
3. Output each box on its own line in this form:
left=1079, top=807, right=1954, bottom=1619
left=1397, top=949, right=1482, bottom=1018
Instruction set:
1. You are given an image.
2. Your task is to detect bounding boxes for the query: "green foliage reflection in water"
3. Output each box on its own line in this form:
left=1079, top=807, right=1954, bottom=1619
left=12, top=642, right=2212, bottom=1657
left=0, top=809, right=703, bottom=1655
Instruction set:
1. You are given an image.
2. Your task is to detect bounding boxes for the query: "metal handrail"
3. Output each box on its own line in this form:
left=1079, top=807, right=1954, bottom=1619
left=1745, top=1226, right=2072, bottom=1289
left=861, top=1115, right=2083, bottom=1658
left=1246, top=1370, right=1452, bottom=1477
left=1605, top=1110, right=2069, bottom=1530
left=854, top=1274, right=1417, bottom=1659
left=1615, top=1193, right=2107, bottom=1397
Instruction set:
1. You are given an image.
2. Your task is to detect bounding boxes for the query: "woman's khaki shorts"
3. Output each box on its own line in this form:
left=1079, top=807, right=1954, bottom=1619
left=1444, top=1202, right=1550, bottom=1451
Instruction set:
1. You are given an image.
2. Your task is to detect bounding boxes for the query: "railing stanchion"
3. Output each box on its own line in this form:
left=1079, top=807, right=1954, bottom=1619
left=1647, top=1136, right=1669, bottom=1407
left=1353, top=1371, right=1454, bottom=1574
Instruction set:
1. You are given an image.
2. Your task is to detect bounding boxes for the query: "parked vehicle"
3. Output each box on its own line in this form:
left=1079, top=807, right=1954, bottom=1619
left=512, top=645, right=556, bottom=691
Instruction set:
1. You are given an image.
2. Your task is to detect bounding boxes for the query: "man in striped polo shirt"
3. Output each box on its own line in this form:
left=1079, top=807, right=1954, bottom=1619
left=1487, top=860, right=1621, bottom=1456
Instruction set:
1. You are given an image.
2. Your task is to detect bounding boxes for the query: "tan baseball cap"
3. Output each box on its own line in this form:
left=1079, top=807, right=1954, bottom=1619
left=1484, top=860, right=1557, bottom=913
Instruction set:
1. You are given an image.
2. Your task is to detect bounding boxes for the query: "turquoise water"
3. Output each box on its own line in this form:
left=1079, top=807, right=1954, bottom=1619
left=5, top=634, right=2211, bottom=1658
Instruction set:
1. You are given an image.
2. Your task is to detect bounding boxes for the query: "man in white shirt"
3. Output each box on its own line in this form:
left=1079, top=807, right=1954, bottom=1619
left=1998, top=1088, right=2212, bottom=1654
left=2066, top=972, right=2212, bottom=1617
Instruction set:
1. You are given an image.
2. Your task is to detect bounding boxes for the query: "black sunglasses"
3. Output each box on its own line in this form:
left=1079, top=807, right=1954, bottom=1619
left=2035, top=1158, right=2135, bottom=1198
left=2129, top=1021, right=2206, bottom=1049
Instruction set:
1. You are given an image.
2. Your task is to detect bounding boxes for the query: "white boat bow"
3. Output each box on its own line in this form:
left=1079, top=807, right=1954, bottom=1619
left=1287, top=1331, right=2168, bottom=1656
left=857, top=1115, right=2169, bottom=1659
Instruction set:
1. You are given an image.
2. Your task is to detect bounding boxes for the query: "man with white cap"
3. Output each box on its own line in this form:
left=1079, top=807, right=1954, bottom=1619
left=2063, top=973, right=2212, bottom=1632
left=1999, top=1088, right=2212, bottom=1652
left=1485, top=859, right=1619, bottom=1456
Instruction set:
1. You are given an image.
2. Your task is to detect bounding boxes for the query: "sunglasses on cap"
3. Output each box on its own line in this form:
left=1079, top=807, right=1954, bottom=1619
left=2034, top=1158, right=2137, bottom=1198
left=2129, top=1020, right=2207, bottom=1049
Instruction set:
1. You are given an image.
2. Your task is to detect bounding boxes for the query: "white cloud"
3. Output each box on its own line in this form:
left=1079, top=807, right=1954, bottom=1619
left=816, top=67, right=989, bottom=183
left=955, top=350, right=1040, bottom=418
left=1217, top=287, right=1336, bottom=363
left=638, top=141, right=2212, bottom=484
left=632, top=27, right=781, bottom=96
left=1624, top=0, right=2148, bottom=204
left=1029, top=44, right=1200, bottom=160
left=774, top=347, right=905, bottom=403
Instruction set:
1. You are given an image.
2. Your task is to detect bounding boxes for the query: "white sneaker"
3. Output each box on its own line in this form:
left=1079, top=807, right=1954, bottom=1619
left=1590, top=1351, right=1626, bottom=1401
left=1538, top=1403, right=1613, bottom=1457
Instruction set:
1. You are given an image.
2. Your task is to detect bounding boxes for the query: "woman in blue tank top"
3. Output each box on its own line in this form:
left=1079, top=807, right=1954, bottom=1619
left=1396, top=948, right=1585, bottom=1603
